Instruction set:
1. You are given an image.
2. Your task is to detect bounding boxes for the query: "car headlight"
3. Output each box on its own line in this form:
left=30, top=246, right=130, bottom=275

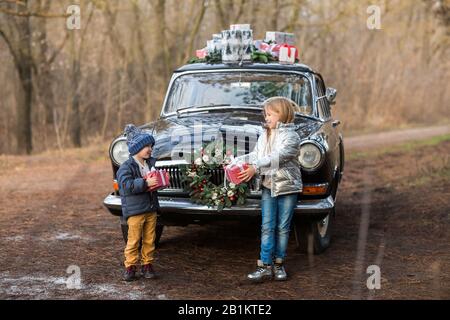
left=298, top=141, right=324, bottom=171
left=110, top=139, right=129, bottom=166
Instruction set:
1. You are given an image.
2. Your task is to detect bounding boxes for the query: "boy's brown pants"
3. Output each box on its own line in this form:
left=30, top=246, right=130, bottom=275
left=124, top=212, right=157, bottom=268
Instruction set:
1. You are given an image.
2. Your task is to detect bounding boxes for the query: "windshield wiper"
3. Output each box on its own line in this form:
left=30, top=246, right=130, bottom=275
left=176, top=104, right=232, bottom=117
left=175, top=104, right=265, bottom=117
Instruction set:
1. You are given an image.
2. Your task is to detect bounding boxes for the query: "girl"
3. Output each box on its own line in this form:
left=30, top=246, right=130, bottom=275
left=235, top=96, right=303, bottom=282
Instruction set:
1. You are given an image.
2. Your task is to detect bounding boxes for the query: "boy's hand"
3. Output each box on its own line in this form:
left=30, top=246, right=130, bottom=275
left=238, top=166, right=256, bottom=182
left=146, top=177, right=158, bottom=189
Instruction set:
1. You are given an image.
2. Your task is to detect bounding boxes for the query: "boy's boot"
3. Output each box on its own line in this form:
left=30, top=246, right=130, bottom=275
left=247, top=260, right=273, bottom=282
left=122, top=265, right=137, bottom=281
left=141, top=264, right=156, bottom=279
left=273, top=258, right=287, bottom=281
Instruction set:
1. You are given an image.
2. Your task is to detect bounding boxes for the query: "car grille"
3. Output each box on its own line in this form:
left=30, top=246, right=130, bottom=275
left=155, top=165, right=258, bottom=191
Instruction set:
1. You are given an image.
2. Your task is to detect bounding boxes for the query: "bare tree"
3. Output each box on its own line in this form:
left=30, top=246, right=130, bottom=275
left=149, top=0, right=172, bottom=85
left=33, top=0, right=68, bottom=125
left=0, top=0, right=34, bottom=154
left=69, top=2, right=94, bottom=148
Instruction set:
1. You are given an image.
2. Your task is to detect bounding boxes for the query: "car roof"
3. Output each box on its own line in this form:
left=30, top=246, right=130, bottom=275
left=174, top=62, right=315, bottom=74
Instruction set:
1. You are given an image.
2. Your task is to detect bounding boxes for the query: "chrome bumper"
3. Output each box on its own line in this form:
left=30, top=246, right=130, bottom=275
left=103, top=193, right=334, bottom=217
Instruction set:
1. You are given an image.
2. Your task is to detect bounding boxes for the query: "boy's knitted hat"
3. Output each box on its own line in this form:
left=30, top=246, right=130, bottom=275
left=124, top=124, right=155, bottom=156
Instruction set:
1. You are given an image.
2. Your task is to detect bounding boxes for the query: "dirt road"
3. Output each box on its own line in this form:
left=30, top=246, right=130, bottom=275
left=0, top=126, right=449, bottom=299
left=346, top=125, right=450, bottom=151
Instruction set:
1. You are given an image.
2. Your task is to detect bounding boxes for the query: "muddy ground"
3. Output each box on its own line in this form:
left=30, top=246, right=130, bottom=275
left=0, top=130, right=449, bottom=300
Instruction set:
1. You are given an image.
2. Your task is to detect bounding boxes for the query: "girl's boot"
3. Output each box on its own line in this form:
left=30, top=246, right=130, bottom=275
left=247, top=260, right=273, bottom=282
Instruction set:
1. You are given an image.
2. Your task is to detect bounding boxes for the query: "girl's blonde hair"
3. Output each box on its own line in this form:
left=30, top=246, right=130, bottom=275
left=263, top=96, right=300, bottom=138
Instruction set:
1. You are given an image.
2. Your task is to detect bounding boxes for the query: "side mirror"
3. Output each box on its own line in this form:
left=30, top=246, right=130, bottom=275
left=326, top=87, right=337, bottom=105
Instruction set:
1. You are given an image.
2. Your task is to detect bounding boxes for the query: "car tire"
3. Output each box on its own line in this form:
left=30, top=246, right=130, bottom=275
left=293, top=209, right=334, bottom=255
left=294, top=160, right=340, bottom=255
left=120, top=220, right=164, bottom=248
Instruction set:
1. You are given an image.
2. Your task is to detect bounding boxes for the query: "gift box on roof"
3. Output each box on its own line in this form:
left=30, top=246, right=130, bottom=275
left=284, top=33, right=295, bottom=45
left=230, top=24, right=251, bottom=31
left=221, top=29, right=253, bottom=63
left=268, top=43, right=283, bottom=57
left=224, top=162, right=250, bottom=185
left=265, top=31, right=296, bottom=45
left=196, top=48, right=207, bottom=59
left=207, top=34, right=223, bottom=54
left=279, top=44, right=299, bottom=64
left=144, top=169, right=170, bottom=191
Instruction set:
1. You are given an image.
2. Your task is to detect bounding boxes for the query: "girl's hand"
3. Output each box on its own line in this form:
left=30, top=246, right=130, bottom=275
left=146, top=177, right=158, bottom=189
left=238, top=165, right=256, bottom=182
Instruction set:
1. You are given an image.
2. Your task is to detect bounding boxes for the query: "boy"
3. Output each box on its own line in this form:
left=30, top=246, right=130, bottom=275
left=117, top=124, right=160, bottom=281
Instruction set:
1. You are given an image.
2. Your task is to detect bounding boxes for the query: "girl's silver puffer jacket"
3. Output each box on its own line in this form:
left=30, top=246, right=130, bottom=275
left=234, top=122, right=302, bottom=197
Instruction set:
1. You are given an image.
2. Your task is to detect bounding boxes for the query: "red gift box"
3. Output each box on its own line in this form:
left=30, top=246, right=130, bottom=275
left=196, top=49, right=207, bottom=59
left=224, top=162, right=249, bottom=185
left=279, top=43, right=299, bottom=64
left=144, top=170, right=170, bottom=191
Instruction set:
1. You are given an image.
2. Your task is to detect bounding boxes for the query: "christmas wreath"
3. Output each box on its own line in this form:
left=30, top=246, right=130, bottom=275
left=180, top=140, right=250, bottom=212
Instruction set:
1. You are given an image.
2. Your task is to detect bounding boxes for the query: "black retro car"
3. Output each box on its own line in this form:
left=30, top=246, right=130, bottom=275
left=104, top=62, right=344, bottom=254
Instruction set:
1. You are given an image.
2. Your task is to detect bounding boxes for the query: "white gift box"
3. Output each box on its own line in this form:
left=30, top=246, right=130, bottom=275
left=230, top=24, right=251, bottom=31
left=284, top=33, right=295, bottom=45
left=221, top=28, right=253, bottom=63
left=241, top=29, right=253, bottom=61
left=221, top=30, right=241, bottom=62
left=207, top=39, right=222, bottom=53
left=265, top=31, right=295, bottom=45
left=279, top=46, right=296, bottom=64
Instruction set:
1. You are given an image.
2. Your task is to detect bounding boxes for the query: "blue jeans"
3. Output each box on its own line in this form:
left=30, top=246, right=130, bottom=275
left=260, top=187, right=298, bottom=264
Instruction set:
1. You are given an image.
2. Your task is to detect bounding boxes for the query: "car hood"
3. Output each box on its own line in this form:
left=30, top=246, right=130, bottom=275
left=140, top=111, right=322, bottom=160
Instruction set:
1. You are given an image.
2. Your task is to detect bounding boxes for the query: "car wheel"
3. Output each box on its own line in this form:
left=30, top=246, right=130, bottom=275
left=294, top=210, right=334, bottom=255
left=120, top=220, right=164, bottom=248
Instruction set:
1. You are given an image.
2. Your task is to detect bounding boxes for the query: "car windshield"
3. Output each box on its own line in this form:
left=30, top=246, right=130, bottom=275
left=164, top=71, right=313, bottom=116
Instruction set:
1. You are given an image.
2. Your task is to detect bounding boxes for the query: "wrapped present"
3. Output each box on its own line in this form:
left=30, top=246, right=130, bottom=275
left=230, top=24, right=251, bottom=31
left=259, top=42, right=271, bottom=52
left=212, top=33, right=222, bottom=41
left=224, top=162, right=250, bottom=185
left=144, top=169, right=170, bottom=191
left=221, top=29, right=243, bottom=63
left=265, top=31, right=296, bottom=45
left=253, top=40, right=263, bottom=51
left=241, top=29, right=253, bottom=61
left=268, top=43, right=283, bottom=57
left=279, top=44, right=298, bottom=64
left=207, top=34, right=223, bottom=54
left=206, top=40, right=215, bottom=54
left=221, top=26, right=253, bottom=63
left=284, top=33, right=295, bottom=45
left=196, top=49, right=207, bottom=59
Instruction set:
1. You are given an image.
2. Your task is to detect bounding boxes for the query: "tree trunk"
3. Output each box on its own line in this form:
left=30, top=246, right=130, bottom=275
left=69, top=28, right=81, bottom=148
left=15, top=53, right=33, bottom=155
left=153, top=0, right=170, bottom=84
left=68, top=4, right=94, bottom=148
left=12, top=5, right=33, bottom=154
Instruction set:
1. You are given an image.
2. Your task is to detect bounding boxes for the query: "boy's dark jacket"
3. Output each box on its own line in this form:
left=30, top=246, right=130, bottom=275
left=117, top=156, right=159, bottom=219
